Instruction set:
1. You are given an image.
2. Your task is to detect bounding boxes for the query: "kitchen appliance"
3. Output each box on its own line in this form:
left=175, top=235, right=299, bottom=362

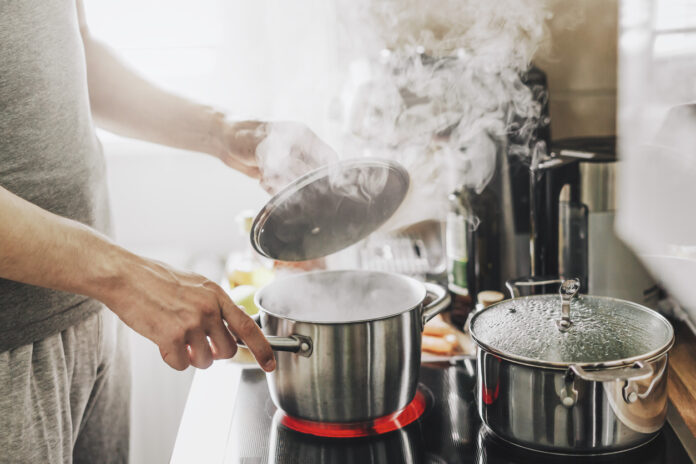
left=527, top=136, right=660, bottom=304
left=469, top=279, right=674, bottom=454
left=460, top=65, right=552, bottom=298
left=251, top=270, right=450, bottom=422
left=469, top=134, right=584, bottom=295
left=555, top=136, right=660, bottom=305
left=357, top=219, right=446, bottom=280
left=208, top=361, right=692, bottom=463
left=461, top=82, right=658, bottom=306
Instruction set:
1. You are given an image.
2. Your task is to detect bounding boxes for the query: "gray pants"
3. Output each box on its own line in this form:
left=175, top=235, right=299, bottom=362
left=0, top=309, right=130, bottom=464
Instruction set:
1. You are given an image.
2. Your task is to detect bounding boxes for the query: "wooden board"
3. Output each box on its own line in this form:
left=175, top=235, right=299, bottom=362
left=668, top=320, right=696, bottom=436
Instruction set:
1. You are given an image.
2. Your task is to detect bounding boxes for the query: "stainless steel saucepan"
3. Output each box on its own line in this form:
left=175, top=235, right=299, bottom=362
left=251, top=269, right=450, bottom=423
left=242, top=158, right=450, bottom=422
left=469, top=277, right=674, bottom=454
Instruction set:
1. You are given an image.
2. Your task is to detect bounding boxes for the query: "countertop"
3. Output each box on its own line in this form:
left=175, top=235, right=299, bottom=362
left=171, top=359, right=245, bottom=464
left=172, top=357, right=696, bottom=464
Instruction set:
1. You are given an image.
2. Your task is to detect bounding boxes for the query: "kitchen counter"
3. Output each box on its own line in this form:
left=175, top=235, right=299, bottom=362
left=173, top=357, right=695, bottom=463
left=171, top=359, right=244, bottom=464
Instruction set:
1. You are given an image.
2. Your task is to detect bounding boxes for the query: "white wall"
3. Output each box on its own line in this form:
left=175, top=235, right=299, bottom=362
left=104, top=140, right=269, bottom=255
left=103, top=139, right=269, bottom=464
left=83, top=1, right=339, bottom=461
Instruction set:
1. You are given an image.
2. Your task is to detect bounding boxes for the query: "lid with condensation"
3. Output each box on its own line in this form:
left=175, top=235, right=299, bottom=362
left=469, top=282, right=674, bottom=368
left=251, top=158, right=409, bottom=261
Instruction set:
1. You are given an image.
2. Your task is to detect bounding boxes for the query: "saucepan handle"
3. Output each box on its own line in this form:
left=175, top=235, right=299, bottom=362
left=264, top=335, right=313, bottom=357
left=421, top=283, right=451, bottom=328
left=236, top=313, right=313, bottom=357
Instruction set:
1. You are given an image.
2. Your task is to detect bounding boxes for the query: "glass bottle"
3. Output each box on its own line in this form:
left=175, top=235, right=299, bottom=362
left=446, top=189, right=474, bottom=328
left=446, top=189, right=469, bottom=291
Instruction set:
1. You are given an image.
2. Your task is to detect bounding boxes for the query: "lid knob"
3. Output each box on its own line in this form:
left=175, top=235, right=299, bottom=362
left=557, top=279, right=580, bottom=332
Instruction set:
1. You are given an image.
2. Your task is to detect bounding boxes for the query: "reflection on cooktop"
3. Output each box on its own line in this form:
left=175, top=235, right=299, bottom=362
left=223, top=363, right=692, bottom=464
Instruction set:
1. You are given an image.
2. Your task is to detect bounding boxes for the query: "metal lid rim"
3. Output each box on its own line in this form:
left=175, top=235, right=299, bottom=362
left=250, top=158, right=410, bottom=261
left=468, top=294, right=676, bottom=369
left=471, top=332, right=675, bottom=371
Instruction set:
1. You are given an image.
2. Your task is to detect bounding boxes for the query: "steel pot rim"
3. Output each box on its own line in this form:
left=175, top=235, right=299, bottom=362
left=469, top=294, right=675, bottom=370
left=254, top=269, right=427, bottom=325
left=473, top=338, right=674, bottom=371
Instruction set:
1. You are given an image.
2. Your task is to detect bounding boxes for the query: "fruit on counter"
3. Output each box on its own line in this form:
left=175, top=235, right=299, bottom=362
left=227, top=265, right=274, bottom=288
left=227, top=285, right=260, bottom=315
left=226, top=209, right=276, bottom=289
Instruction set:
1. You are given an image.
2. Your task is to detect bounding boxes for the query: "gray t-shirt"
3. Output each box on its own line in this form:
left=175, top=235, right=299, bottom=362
left=0, top=0, right=111, bottom=351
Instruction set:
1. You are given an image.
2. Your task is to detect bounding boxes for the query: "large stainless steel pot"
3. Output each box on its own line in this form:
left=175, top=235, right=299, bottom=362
left=469, top=278, right=674, bottom=454
left=251, top=269, right=450, bottom=423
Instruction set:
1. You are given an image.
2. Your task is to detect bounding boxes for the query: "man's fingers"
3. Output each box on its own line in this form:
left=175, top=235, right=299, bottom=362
left=207, top=321, right=238, bottom=360
left=186, top=331, right=214, bottom=369
left=219, top=294, right=276, bottom=372
left=220, top=154, right=262, bottom=179
left=159, top=344, right=190, bottom=371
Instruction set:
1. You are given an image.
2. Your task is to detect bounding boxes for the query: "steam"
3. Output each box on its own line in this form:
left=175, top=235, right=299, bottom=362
left=254, top=1, right=554, bottom=233
left=258, top=270, right=424, bottom=323
left=255, top=121, right=339, bottom=193
left=335, top=0, right=553, bottom=228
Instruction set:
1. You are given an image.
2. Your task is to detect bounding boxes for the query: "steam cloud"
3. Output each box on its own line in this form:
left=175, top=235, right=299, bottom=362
left=253, top=1, right=555, bottom=233
left=334, top=0, right=554, bottom=228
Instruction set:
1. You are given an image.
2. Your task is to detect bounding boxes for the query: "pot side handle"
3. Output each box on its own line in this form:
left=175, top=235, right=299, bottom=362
left=235, top=313, right=313, bottom=357
left=264, top=335, right=313, bottom=357
left=421, top=283, right=452, bottom=328
left=570, top=362, right=654, bottom=383
left=569, top=362, right=656, bottom=404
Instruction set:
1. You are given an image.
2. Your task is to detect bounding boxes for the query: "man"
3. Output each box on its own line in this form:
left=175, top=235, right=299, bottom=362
left=0, top=1, right=335, bottom=462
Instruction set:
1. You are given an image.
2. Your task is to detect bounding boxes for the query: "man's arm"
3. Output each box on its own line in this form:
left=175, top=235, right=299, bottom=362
left=75, top=1, right=337, bottom=188
left=75, top=0, right=263, bottom=176
left=0, top=185, right=275, bottom=371
left=77, top=1, right=264, bottom=180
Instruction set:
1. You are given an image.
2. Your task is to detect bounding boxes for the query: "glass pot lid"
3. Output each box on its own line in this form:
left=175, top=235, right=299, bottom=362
left=251, top=158, right=409, bottom=261
left=469, top=280, right=674, bottom=368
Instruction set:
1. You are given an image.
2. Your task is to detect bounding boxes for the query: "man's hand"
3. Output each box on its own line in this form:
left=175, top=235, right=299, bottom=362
left=98, top=251, right=275, bottom=371
left=216, top=120, right=339, bottom=193
left=0, top=185, right=275, bottom=371
left=79, top=15, right=337, bottom=194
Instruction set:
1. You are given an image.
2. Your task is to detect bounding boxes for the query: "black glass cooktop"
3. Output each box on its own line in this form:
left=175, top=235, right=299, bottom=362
left=222, top=362, right=692, bottom=464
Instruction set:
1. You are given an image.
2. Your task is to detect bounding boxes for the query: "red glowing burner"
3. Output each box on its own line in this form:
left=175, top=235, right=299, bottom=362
left=279, top=390, right=428, bottom=438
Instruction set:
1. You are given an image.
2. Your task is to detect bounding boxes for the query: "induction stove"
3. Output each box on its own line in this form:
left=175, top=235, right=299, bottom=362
left=222, top=361, right=692, bottom=463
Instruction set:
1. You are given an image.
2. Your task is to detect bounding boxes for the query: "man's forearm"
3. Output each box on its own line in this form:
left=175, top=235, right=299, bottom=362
left=0, top=185, right=130, bottom=302
left=0, top=185, right=276, bottom=371
left=82, top=34, right=226, bottom=158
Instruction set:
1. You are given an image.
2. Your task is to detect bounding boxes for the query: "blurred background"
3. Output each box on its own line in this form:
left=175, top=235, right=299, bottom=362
left=82, top=2, right=340, bottom=462
left=81, top=0, right=695, bottom=462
